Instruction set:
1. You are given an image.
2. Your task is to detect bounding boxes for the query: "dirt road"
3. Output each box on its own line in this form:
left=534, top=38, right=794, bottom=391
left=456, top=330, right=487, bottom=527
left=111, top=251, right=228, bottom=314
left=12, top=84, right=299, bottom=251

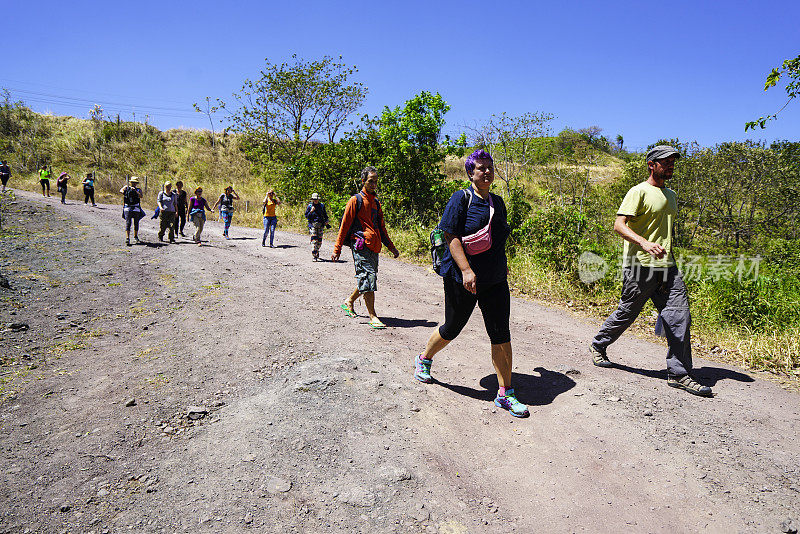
left=1, top=190, right=798, bottom=533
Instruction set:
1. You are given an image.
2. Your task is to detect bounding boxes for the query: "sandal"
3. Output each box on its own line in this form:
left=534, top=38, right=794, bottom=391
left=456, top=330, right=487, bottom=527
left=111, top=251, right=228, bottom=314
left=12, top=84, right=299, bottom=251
left=340, top=303, right=357, bottom=318
left=368, top=318, right=386, bottom=330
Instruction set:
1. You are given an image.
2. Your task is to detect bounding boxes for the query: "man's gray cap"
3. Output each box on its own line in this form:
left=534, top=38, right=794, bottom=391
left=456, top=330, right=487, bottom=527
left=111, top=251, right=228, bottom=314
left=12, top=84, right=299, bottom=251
left=646, top=145, right=681, bottom=162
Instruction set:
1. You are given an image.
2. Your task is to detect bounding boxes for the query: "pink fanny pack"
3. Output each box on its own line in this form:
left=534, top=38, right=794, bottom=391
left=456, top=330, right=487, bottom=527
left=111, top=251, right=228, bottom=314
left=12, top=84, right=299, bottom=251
left=461, top=193, right=494, bottom=255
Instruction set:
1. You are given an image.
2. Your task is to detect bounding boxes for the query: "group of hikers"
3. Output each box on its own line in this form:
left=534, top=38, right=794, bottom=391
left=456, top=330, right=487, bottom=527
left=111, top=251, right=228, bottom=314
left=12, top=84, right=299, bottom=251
left=32, top=164, right=98, bottom=205
left=120, top=179, right=261, bottom=247
left=117, top=178, right=327, bottom=254
left=0, top=162, right=98, bottom=205
left=10, top=143, right=714, bottom=419
left=328, top=146, right=713, bottom=419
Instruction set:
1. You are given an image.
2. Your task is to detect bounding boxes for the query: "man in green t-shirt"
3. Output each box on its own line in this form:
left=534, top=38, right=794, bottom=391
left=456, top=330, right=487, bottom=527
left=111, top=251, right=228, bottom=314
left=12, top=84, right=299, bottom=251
left=589, top=145, right=712, bottom=397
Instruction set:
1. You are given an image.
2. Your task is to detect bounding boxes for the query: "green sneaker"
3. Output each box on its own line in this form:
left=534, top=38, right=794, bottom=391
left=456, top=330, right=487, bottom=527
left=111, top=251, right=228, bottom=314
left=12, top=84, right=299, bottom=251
left=667, top=374, right=713, bottom=397
left=494, top=388, right=529, bottom=418
left=590, top=345, right=612, bottom=367
left=414, top=354, right=432, bottom=383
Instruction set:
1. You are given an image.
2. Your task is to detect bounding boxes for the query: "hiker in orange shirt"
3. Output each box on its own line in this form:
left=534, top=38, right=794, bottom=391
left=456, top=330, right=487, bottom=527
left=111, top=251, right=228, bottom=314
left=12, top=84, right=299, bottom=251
left=331, top=167, right=399, bottom=329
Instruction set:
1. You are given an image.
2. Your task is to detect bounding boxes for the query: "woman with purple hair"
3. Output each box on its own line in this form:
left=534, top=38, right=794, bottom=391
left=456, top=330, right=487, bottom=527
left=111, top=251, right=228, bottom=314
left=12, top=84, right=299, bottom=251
left=413, top=149, right=529, bottom=418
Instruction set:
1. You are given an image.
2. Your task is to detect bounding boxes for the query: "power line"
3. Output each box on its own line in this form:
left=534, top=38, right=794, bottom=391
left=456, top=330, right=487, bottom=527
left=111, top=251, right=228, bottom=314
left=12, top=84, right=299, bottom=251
left=0, top=82, right=204, bottom=121
left=0, top=77, right=193, bottom=107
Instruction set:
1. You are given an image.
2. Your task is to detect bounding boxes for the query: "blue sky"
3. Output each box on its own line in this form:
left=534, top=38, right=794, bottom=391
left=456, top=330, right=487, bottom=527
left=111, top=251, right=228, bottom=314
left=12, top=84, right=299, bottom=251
left=4, top=0, right=798, bottom=151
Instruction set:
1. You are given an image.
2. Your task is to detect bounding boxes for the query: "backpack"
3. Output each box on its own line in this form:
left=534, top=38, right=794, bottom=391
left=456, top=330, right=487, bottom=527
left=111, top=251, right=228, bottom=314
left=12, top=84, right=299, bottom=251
left=345, top=192, right=381, bottom=248
left=123, top=186, right=140, bottom=206
left=430, top=189, right=480, bottom=273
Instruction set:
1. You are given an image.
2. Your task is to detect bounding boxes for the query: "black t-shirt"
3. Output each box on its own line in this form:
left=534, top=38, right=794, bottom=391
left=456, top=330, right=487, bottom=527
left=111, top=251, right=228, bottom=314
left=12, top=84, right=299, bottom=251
left=437, top=187, right=510, bottom=288
left=176, top=190, right=188, bottom=209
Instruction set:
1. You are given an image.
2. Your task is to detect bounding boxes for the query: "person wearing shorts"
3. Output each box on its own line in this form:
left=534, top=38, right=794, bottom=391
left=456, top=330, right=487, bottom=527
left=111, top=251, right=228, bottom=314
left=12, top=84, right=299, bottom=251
left=120, top=177, right=144, bottom=246
left=413, top=149, right=529, bottom=418
left=331, top=167, right=399, bottom=329
left=39, top=165, right=51, bottom=197
left=0, top=161, right=10, bottom=193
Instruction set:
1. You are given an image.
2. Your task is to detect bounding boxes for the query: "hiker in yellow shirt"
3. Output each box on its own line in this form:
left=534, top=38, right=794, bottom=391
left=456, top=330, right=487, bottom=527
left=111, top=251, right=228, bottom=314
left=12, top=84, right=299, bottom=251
left=589, top=145, right=712, bottom=397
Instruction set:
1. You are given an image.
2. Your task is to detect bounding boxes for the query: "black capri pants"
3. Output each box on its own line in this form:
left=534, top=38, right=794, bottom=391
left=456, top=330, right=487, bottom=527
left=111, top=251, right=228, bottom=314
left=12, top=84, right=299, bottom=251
left=438, top=277, right=511, bottom=345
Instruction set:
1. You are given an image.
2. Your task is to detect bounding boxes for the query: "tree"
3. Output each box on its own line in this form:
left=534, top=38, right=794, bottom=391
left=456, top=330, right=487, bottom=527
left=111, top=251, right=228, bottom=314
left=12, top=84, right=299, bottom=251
left=378, top=91, right=466, bottom=220
left=745, top=54, right=800, bottom=131
left=615, top=134, right=624, bottom=151
left=214, top=55, right=367, bottom=162
left=285, top=91, right=466, bottom=224
left=192, top=96, right=217, bottom=147
left=466, top=111, right=555, bottom=192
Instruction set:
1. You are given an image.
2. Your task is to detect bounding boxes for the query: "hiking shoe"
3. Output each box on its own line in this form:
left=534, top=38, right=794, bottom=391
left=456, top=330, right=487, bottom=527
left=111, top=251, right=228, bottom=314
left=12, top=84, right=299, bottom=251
left=590, top=345, right=612, bottom=367
left=667, top=374, right=713, bottom=397
left=494, top=388, right=530, bottom=417
left=414, top=354, right=432, bottom=383
left=126, top=239, right=131, bottom=247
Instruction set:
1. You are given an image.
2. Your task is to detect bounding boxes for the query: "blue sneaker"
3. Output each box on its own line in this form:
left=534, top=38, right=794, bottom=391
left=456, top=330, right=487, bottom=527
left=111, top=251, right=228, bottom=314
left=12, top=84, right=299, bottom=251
left=414, top=355, right=432, bottom=383
left=494, top=388, right=529, bottom=418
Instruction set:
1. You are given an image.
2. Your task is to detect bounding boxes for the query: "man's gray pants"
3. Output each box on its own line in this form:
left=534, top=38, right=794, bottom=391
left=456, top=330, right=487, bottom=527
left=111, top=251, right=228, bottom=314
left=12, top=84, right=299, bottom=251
left=592, top=265, right=692, bottom=377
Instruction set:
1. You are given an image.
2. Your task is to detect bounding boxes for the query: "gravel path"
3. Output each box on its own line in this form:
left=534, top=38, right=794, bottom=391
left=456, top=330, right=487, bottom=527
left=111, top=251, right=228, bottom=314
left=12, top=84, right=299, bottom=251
left=1, top=190, right=798, bottom=533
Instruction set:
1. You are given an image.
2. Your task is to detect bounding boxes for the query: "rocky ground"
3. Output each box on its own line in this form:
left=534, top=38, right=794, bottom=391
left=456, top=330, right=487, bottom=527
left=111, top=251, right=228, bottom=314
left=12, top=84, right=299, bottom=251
left=0, top=190, right=798, bottom=534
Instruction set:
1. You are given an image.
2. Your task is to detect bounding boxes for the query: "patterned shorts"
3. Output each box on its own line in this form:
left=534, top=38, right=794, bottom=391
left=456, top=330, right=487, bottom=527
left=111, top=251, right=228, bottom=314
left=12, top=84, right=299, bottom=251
left=352, top=247, right=379, bottom=293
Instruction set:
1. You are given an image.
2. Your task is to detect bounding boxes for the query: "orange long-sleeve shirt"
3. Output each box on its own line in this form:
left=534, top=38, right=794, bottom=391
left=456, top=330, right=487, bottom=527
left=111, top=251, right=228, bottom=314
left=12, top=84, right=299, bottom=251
left=333, top=189, right=396, bottom=256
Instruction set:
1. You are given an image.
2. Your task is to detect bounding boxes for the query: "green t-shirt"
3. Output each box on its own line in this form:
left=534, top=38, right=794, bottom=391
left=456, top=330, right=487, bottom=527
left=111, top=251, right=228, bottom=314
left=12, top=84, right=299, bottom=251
left=39, top=169, right=51, bottom=181
left=617, top=181, right=677, bottom=267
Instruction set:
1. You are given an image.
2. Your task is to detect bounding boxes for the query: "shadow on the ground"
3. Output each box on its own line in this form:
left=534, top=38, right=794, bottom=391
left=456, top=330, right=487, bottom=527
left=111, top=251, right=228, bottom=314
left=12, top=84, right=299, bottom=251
left=228, top=236, right=254, bottom=241
left=380, top=317, right=437, bottom=328
left=274, top=244, right=296, bottom=249
left=139, top=241, right=167, bottom=248
left=433, top=368, right=575, bottom=406
left=611, top=363, right=754, bottom=386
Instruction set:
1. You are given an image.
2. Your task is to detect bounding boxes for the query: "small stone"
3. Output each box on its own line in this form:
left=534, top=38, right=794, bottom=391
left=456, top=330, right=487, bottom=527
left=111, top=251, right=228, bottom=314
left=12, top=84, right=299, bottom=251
left=644, top=411, right=654, bottom=417
left=410, top=407, right=420, bottom=412
left=59, top=504, right=71, bottom=513
left=606, top=396, right=621, bottom=402
left=125, top=398, right=136, bottom=407
left=187, top=406, right=208, bottom=420
left=244, top=512, right=253, bottom=524
left=8, top=323, right=29, bottom=332
left=264, top=477, right=291, bottom=493
left=97, top=488, right=109, bottom=497
left=781, top=518, right=798, bottom=534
